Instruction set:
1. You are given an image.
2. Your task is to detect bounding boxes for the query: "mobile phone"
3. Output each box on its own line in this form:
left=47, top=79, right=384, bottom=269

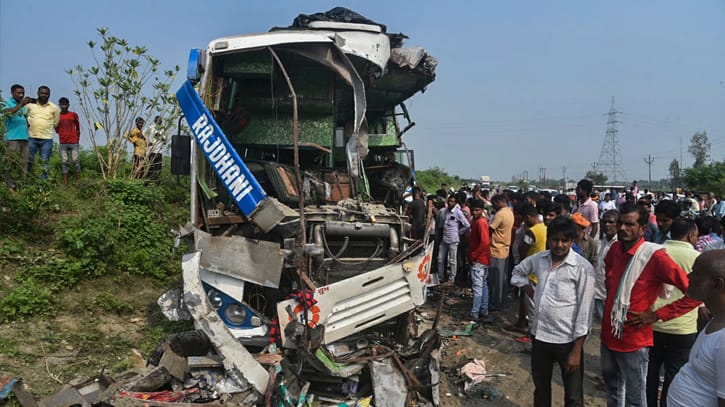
left=27, top=97, right=37, bottom=103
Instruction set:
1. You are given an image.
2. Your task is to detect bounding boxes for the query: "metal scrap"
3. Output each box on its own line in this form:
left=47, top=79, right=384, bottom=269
left=193, top=230, right=284, bottom=288
left=182, top=251, right=269, bottom=395
left=371, top=358, right=408, bottom=407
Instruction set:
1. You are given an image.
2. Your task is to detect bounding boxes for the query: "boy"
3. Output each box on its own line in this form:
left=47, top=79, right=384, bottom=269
left=468, top=199, right=493, bottom=322
left=55, top=97, right=81, bottom=183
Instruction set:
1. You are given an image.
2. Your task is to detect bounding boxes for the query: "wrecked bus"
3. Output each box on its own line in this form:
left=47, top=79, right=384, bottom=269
left=171, top=8, right=439, bottom=402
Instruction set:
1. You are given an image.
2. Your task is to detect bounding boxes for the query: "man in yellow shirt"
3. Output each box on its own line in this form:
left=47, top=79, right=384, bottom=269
left=26, top=86, right=59, bottom=179
left=489, top=194, right=514, bottom=312
left=124, top=117, right=147, bottom=179
left=511, top=203, right=547, bottom=333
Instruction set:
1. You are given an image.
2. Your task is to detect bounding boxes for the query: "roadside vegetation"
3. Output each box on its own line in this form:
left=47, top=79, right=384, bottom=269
left=0, top=147, right=193, bottom=397
left=0, top=28, right=190, bottom=397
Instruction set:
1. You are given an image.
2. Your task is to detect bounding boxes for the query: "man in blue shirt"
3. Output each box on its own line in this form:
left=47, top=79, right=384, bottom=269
left=437, top=194, right=470, bottom=285
left=711, top=196, right=725, bottom=220
left=2, top=84, right=31, bottom=190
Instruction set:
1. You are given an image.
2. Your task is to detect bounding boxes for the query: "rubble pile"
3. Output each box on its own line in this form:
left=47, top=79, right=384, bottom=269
left=4, top=325, right=440, bottom=406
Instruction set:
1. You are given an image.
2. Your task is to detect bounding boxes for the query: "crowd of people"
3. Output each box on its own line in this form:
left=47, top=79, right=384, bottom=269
left=406, top=179, right=725, bottom=407
left=2, top=84, right=168, bottom=188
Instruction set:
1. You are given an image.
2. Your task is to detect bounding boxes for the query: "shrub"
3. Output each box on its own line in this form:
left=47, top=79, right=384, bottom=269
left=59, top=178, right=174, bottom=281
left=0, top=285, right=55, bottom=322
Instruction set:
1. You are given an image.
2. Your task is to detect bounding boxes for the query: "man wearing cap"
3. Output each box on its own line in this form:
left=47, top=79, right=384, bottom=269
left=572, top=212, right=598, bottom=270
left=469, top=199, right=493, bottom=322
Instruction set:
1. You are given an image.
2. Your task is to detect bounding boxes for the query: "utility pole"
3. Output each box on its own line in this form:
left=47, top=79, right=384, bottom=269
left=677, top=136, right=685, bottom=176
left=562, top=166, right=567, bottom=190
left=644, top=154, right=655, bottom=188
left=538, top=166, right=546, bottom=185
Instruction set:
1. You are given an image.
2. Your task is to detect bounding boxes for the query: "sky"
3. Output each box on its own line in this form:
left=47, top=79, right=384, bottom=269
left=2, top=0, right=724, bottom=184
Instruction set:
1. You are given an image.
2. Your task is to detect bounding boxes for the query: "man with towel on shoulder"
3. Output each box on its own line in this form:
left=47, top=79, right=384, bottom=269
left=600, top=203, right=701, bottom=407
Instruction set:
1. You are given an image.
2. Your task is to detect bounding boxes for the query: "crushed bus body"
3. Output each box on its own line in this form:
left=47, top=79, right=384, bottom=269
left=163, top=8, right=440, bottom=404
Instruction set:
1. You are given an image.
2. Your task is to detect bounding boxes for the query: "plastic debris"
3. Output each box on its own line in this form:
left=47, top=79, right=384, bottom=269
left=439, top=322, right=474, bottom=337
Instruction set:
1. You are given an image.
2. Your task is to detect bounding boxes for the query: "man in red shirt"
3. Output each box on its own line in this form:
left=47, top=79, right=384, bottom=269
left=468, top=199, right=492, bottom=322
left=601, top=203, right=701, bottom=407
left=55, top=97, right=81, bottom=184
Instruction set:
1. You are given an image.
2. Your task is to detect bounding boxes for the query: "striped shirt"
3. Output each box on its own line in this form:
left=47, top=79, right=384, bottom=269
left=511, top=249, right=596, bottom=344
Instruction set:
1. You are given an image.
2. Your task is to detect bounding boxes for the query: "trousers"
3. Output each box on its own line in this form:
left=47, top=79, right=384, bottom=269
left=437, top=241, right=458, bottom=282
left=645, top=331, right=696, bottom=407
left=601, top=344, right=649, bottom=407
left=531, top=338, right=583, bottom=407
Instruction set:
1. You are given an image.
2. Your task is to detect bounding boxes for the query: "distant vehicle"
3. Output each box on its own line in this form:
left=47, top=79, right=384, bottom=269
left=506, top=185, right=520, bottom=192
left=538, top=188, right=559, bottom=196
left=480, top=175, right=491, bottom=189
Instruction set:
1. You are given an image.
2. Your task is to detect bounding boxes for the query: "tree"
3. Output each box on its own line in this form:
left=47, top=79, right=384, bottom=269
left=415, top=167, right=460, bottom=194
left=584, top=170, right=608, bottom=186
left=683, top=161, right=725, bottom=196
left=67, top=28, right=180, bottom=180
left=668, top=158, right=681, bottom=189
left=688, top=130, right=710, bottom=168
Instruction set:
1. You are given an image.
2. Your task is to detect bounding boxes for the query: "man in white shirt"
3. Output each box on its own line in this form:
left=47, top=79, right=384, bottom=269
left=146, top=116, right=168, bottom=180
left=511, top=216, right=596, bottom=407
left=600, top=192, right=617, bottom=214
left=595, top=210, right=618, bottom=320
left=667, top=249, right=725, bottom=407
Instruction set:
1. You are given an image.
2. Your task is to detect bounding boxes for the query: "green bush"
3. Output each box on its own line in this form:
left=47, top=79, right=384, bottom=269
left=15, top=257, right=85, bottom=290
left=91, top=291, right=136, bottom=314
left=0, top=183, right=57, bottom=238
left=0, top=285, right=55, bottom=322
left=107, top=178, right=164, bottom=206
left=0, top=170, right=187, bottom=322
left=59, top=178, right=174, bottom=281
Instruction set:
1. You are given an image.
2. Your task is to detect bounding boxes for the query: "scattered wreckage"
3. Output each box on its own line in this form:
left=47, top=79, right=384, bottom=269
left=6, top=8, right=441, bottom=406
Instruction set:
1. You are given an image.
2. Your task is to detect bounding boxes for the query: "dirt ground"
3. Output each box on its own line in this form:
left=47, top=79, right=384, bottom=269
left=2, top=275, right=609, bottom=406
left=420, top=286, right=608, bottom=407
left=0, top=275, right=189, bottom=399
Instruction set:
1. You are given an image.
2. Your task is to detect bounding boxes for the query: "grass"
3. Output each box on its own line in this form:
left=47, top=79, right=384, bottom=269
left=0, top=155, right=193, bottom=398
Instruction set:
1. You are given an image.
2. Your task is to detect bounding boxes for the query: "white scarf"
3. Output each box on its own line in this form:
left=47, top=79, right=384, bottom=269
left=610, top=241, right=662, bottom=339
